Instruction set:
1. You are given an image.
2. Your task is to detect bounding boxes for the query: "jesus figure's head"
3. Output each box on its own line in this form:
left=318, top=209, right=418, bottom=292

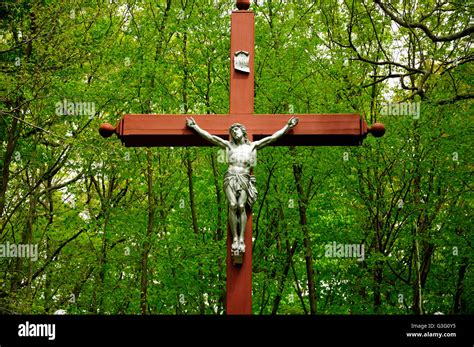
left=229, top=123, right=250, bottom=145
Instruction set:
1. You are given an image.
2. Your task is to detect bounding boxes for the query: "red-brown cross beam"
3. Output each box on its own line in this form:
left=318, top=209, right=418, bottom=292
left=99, top=0, right=384, bottom=315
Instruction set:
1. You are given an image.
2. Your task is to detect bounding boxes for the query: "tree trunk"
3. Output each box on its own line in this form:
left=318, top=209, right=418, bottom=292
left=289, top=248, right=308, bottom=315
left=453, top=256, right=468, bottom=313
left=185, top=151, right=199, bottom=234
left=11, top=157, right=37, bottom=295
left=210, top=152, right=224, bottom=241
left=140, top=149, right=155, bottom=314
left=0, top=114, right=20, bottom=218
left=292, top=161, right=317, bottom=314
left=271, top=239, right=298, bottom=314
left=413, top=235, right=424, bottom=314
left=373, top=262, right=383, bottom=312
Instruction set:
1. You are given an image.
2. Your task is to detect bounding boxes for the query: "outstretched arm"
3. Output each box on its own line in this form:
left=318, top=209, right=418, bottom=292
left=186, top=117, right=229, bottom=149
left=253, top=117, right=299, bottom=150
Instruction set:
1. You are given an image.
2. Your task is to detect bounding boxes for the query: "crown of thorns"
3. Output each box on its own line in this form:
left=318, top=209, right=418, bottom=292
left=229, top=123, right=247, bottom=134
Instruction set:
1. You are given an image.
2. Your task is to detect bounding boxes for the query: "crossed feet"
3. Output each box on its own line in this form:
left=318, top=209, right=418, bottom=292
left=232, top=238, right=245, bottom=254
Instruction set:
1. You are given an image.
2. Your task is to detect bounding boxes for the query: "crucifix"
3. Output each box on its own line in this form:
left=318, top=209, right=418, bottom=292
left=99, top=0, right=385, bottom=315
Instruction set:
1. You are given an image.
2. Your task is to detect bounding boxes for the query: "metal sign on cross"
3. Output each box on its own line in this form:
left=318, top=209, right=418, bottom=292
left=99, top=0, right=385, bottom=315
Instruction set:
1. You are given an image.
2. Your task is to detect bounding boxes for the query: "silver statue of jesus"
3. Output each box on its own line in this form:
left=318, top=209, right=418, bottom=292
left=186, top=117, right=299, bottom=257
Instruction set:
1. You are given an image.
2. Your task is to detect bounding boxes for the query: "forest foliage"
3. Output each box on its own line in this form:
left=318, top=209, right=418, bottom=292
left=0, top=0, right=472, bottom=314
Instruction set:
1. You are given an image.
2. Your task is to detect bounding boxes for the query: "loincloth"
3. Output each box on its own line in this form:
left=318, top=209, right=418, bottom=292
left=223, top=171, right=257, bottom=208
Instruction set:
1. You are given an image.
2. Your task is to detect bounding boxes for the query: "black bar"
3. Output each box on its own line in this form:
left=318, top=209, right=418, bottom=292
left=0, top=315, right=471, bottom=346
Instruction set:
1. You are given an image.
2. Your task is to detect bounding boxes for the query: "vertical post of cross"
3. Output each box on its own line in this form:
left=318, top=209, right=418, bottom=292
left=226, top=0, right=254, bottom=315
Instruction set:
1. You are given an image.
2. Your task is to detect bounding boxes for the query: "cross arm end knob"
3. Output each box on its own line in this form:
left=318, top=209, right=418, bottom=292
left=99, top=123, right=116, bottom=138
left=368, top=122, right=385, bottom=137
left=236, top=0, right=250, bottom=10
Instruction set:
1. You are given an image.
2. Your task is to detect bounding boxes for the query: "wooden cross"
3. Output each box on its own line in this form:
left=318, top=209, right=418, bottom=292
left=99, top=0, right=385, bottom=315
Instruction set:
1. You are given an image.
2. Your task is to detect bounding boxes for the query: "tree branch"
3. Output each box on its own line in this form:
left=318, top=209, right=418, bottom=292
left=375, top=0, right=474, bottom=42
left=27, top=228, right=86, bottom=285
left=434, top=92, right=474, bottom=105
